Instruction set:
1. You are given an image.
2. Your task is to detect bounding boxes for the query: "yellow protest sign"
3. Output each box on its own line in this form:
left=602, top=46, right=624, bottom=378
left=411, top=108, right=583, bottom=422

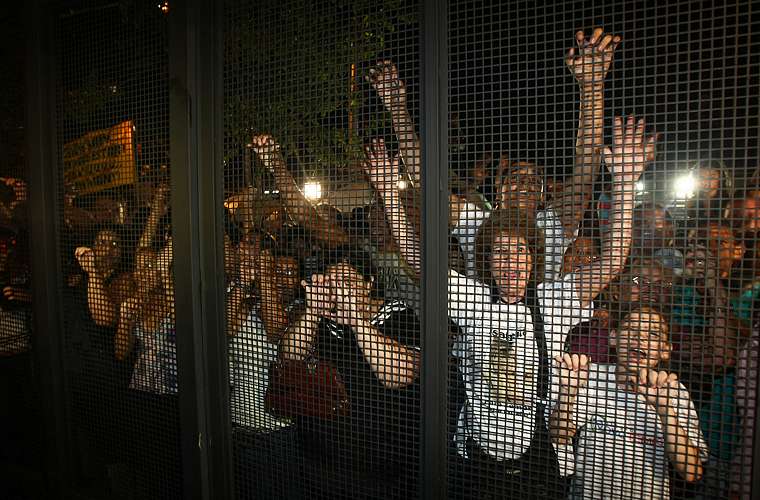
left=63, top=120, right=136, bottom=195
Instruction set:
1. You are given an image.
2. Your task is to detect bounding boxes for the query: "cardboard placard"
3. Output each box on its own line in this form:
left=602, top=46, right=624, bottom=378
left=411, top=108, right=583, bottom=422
left=63, top=120, right=136, bottom=195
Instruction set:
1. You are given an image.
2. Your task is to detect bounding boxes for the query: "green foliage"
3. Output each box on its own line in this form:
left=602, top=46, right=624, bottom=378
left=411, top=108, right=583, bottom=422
left=225, top=0, right=415, bottom=173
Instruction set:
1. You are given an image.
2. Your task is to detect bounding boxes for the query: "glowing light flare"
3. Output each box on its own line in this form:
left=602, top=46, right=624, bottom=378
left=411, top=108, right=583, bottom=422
left=158, top=2, right=169, bottom=14
left=397, top=179, right=408, bottom=190
left=673, top=172, right=697, bottom=199
left=303, top=181, right=322, bottom=201
left=635, top=181, right=646, bottom=194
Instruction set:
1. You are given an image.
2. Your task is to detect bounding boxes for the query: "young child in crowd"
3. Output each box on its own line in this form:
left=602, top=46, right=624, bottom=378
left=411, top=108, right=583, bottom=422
left=550, top=307, right=708, bottom=499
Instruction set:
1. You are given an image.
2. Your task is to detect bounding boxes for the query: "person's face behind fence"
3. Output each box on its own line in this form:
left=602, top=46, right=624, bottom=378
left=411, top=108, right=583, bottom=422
left=698, top=167, right=722, bottom=200
left=704, top=225, right=744, bottom=279
left=491, top=232, right=533, bottom=304
left=633, top=206, right=674, bottom=253
left=561, top=236, right=598, bottom=275
left=739, top=192, right=760, bottom=231
left=499, top=162, right=543, bottom=214
left=612, top=309, right=670, bottom=373
left=616, top=263, right=673, bottom=307
left=93, top=229, right=121, bottom=273
left=134, top=249, right=160, bottom=296
left=275, top=256, right=300, bottom=303
left=326, top=262, right=373, bottom=323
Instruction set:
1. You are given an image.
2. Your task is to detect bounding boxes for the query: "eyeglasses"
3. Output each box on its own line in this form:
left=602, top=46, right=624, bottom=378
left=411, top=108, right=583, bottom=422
left=631, top=276, right=673, bottom=291
left=504, top=175, right=543, bottom=194
left=276, top=267, right=297, bottom=277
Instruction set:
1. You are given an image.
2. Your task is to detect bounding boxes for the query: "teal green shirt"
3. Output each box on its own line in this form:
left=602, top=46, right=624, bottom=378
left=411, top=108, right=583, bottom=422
left=730, top=281, right=760, bottom=323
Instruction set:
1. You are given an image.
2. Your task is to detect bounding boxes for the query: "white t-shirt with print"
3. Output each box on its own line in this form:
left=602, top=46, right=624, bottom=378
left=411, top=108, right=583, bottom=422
left=554, top=363, right=708, bottom=500
left=450, top=205, right=573, bottom=282
left=229, top=311, right=291, bottom=431
left=449, top=269, right=592, bottom=461
left=130, top=316, right=177, bottom=395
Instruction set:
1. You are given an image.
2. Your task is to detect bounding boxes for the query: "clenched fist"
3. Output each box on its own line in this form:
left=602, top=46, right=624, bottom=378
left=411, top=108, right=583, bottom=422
left=75, top=247, right=97, bottom=275
left=632, top=368, right=680, bottom=409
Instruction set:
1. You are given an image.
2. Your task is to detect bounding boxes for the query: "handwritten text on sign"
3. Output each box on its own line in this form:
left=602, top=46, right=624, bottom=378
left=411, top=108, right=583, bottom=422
left=63, top=121, right=136, bottom=195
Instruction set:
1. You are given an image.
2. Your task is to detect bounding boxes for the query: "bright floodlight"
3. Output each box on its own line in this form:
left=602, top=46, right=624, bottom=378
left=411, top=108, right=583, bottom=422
left=635, top=181, right=646, bottom=194
left=303, top=181, right=322, bottom=200
left=673, top=172, right=697, bottom=199
left=397, top=179, right=408, bottom=190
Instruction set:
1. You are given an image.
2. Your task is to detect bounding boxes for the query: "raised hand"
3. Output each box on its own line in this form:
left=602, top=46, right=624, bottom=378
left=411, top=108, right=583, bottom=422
left=75, top=247, right=97, bottom=275
left=633, top=367, right=680, bottom=408
left=603, top=116, right=660, bottom=185
left=367, top=60, right=407, bottom=112
left=566, top=28, right=621, bottom=88
left=327, top=263, right=371, bottom=328
left=250, top=134, right=281, bottom=167
left=303, top=274, right=333, bottom=319
left=555, top=353, right=591, bottom=394
left=364, top=138, right=399, bottom=190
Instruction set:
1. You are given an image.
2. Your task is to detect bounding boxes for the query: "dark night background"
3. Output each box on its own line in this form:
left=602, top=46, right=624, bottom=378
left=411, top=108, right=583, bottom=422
left=447, top=0, right=759, bottom=191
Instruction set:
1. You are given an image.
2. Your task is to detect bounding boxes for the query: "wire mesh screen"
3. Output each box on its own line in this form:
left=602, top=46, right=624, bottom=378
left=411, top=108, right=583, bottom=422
left=223, top=1, right=422, bottom=498
left=55, top=1, right=180, bottom=498
left=447, top=1, right=759, bottom=499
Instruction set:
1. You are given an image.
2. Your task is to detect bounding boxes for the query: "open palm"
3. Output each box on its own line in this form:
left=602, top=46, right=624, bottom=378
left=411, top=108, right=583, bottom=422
left=566, top=28, right=621, bottom=87
left=603, top=115, right=659, bottom=184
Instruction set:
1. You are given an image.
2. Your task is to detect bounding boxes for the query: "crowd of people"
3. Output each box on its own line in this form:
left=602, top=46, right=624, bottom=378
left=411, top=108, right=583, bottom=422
left=0, top=176, right=31, bottom=356
left=65, top=27, right=760, bottom=500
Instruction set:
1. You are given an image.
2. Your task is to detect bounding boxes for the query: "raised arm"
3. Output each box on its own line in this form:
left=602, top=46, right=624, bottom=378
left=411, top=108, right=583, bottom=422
left=137, top=183, right=169, bottom=250
left=328, top=264, right=419, bottom=389
left=551, top=28, right=621, bottom=236
left=114, top=297, right=139, bottom=361
left=367, top=60, right=421, bottom=185
left=157, top=237, right=174, bottom=308
left=251, top=134, right=348, bottom=247
left=572, top=116, right=659, bottom=308
left=257, top=249, right=290, bottom=344
left=549, top=353, right=590, bottom=444
left=279, top=274, right=332, bottom=361
left=635, top=369, right=705, bottom=482
left=75, top=247, right=118, bottom=327
left=226, top=238, right=257, bottom=337
left=364, top=138, right=421, bottom=276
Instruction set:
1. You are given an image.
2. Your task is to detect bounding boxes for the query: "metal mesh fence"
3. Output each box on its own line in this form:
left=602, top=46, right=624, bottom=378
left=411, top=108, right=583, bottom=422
left=26, top=0, right=760, bottom=498
left=223, top=1, right=422, bottom=498
left=447, top=1, right=759, bottom=499
left=55, top=1, right=180, bottom=498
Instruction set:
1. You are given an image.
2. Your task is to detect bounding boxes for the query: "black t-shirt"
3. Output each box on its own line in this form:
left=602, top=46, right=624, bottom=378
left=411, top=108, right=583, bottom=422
left=298, top=301, right=421, bottom=478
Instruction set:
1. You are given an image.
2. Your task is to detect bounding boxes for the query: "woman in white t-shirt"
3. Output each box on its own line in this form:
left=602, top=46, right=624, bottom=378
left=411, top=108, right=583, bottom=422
left=366, top=109, right=659, bottom=497
left=115, top=243, right=176, bottom=394
left=549, top=307, right=708, bottom=499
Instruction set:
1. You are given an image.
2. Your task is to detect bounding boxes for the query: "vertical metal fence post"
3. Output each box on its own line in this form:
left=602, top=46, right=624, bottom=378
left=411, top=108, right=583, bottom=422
left=420, top=0, right=449, bottom=498
left=25, top=1, right=70, bottom=498
left=753, top=360, right=760, bottom=499
left=169, top=0, right=231, bottom=499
